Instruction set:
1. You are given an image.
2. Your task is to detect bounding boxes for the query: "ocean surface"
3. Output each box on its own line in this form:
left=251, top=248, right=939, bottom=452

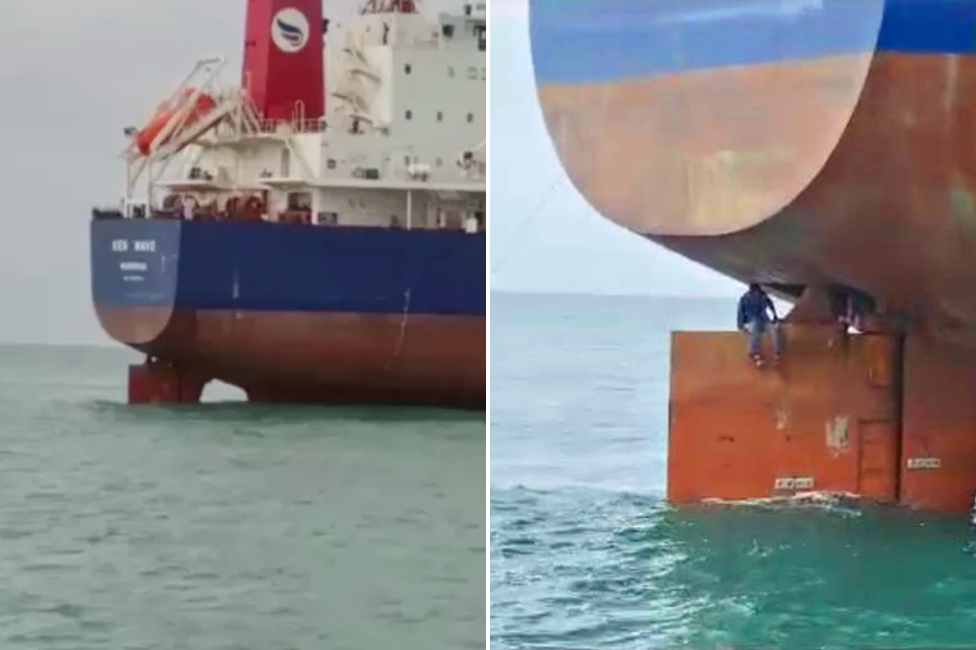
left=0, top=344, right=484, bottom=649
left=490, top=292, right=976, bottom=649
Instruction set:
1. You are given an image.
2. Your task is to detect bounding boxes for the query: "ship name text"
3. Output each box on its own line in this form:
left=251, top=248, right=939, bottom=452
left=111, top=239, right=157, bottom=253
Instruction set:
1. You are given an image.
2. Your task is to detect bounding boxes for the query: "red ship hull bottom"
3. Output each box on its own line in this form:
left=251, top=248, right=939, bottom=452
left=96, top=307, right=485, bottom=409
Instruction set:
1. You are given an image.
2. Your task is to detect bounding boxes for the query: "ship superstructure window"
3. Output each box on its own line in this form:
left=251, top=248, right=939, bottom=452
left=287, top=192, right=312, bottom=210
left=406, top=110, right=413, bottom=120
left=437, top=111, right=443, bottom=122
left=442, top=24, right=454, bottom=38
left=448, top=66, right=455, bottom=78
left=466, top=113, right=474, bottom=123
left=476, top=26, right=486, bottom=51
left=405, top=63, right=412, bottom=74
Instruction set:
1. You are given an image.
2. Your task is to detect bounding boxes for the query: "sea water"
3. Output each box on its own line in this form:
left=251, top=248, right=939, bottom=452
left=0, top=344, right=484, bottom=649
left=491, top=291, right=976, bottom=649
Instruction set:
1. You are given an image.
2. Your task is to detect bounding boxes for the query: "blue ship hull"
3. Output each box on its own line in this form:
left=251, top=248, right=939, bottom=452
left=530, top=0, right=976, bottom=84
left=90, top=214, right=486, bottom=407
left=91, top=217, right=485, bottom=315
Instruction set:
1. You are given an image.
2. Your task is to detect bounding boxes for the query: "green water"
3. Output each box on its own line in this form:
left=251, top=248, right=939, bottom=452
left=0, top=344, right=485, bottom=649
left=491, top=292, right=976, bottom=649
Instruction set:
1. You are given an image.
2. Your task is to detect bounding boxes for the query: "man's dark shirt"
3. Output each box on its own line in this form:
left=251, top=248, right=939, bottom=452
left=737, top=289, right=775, bottom=331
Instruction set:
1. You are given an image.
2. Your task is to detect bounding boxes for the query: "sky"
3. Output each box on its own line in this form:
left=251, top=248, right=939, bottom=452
left=0, top=0, right=256, bottom=345
left=488, top=0, right=743, bottom=298
left=0, top=0, right=460, bottom=345
left=0, top=0, right=738, bottom=345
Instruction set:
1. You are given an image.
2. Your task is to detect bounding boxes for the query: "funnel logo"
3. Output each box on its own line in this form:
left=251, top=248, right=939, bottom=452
left=271, top=8, right=310, bottom=53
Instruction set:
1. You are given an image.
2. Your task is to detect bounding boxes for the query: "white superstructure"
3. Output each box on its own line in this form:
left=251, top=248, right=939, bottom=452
left=120, top=1, right=486, bottom=232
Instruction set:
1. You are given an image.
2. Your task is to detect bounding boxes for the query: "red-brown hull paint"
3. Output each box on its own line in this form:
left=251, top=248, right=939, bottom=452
left=652, top=53, right=976, bottom=348
left=668, top=325, right=902, bottom=507
left=540, top=52, right=976, bottom=348
left=668, top=321, right=976, bottom=514
left=651, top=54, right=976, bottom=513
left=539, top=52, right=976, bottom=513
left=96, top=306, right=485, bottom=409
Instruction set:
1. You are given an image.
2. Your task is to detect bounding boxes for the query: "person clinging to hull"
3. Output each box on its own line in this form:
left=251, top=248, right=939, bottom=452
left=737, top=283, right=781, bottom=366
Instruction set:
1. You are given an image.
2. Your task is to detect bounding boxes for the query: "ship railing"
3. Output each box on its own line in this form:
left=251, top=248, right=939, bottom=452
left=244, top=117, right=328, bottom=135
left=92, top=207, right=126, bottom=221
left=280, top=118, right=328, bottom=134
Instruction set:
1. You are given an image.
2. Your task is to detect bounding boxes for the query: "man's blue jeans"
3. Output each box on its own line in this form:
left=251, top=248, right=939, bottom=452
left=745, top=321, right=783, bottom=359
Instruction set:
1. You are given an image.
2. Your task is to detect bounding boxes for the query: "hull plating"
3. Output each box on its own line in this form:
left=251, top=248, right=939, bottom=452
left=97, top=307, right=484, bottom=408
left=90, top=218, right=485, bottom=407
left=656, top=52, right=976, bottom=348
left=531, top=0, right=976, bottom=347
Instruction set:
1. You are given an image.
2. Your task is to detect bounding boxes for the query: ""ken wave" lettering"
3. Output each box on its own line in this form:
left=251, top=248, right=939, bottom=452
left=111, top=239, right=157, bottom=253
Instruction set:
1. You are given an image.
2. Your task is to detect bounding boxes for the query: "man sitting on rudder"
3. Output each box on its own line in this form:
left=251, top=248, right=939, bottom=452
left=737, top=283, right=782, bottom=366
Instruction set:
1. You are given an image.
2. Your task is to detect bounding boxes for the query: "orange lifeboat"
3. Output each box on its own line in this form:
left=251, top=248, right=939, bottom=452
left=135, top=87, right=217, bottom=156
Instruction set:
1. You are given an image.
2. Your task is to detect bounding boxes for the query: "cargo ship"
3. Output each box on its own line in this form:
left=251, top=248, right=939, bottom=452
left=90, top=0, right=486, bottom=409
left=529, top=0, right=976, bottom=513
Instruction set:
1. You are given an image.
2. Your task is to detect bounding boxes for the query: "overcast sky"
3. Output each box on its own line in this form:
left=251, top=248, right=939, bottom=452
left=488, top=0, right=743, bottom=298
left=0, top=0, right=459, bottom=345
left=0, top=0, right=248, bottom=344
left=0, top=0, right=738, bottom=345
